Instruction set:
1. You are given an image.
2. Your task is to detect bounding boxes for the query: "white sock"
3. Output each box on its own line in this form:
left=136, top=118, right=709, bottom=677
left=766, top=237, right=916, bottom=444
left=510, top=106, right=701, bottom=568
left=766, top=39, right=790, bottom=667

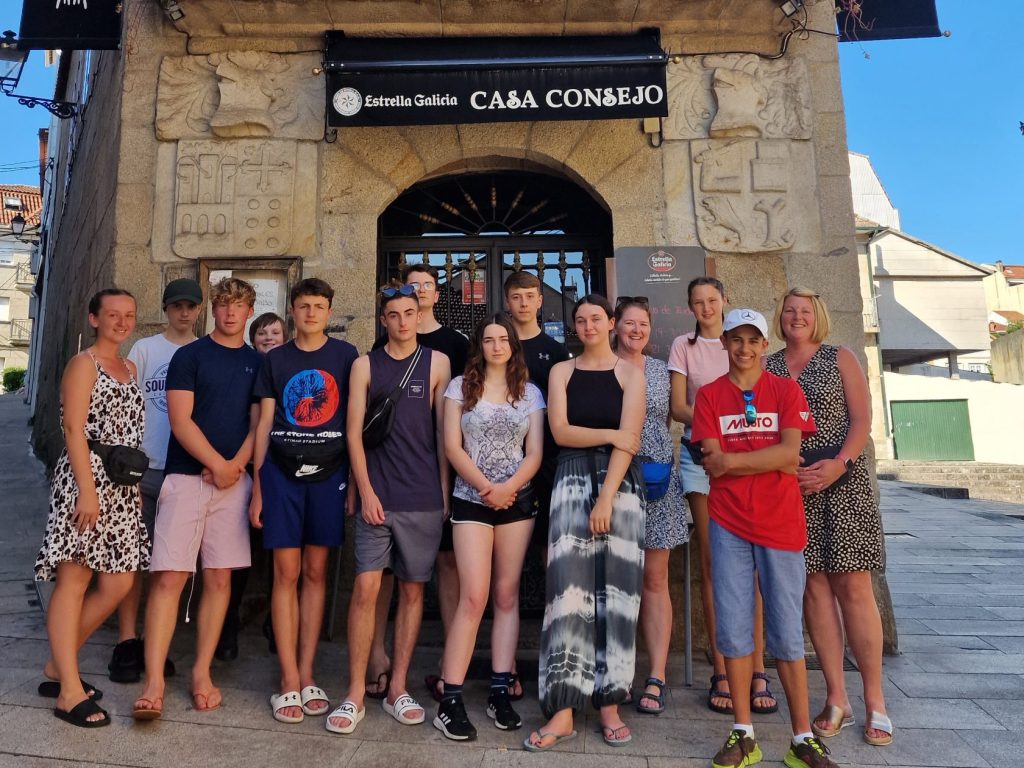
left=793, top=731, right=814, bottom=746
left=732, top=723, right=754, bottom=738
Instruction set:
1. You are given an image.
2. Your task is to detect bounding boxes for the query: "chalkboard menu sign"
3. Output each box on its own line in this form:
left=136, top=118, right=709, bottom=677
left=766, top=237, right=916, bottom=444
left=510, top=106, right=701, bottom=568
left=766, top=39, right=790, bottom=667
left=613, top=246, right=710, bottom=361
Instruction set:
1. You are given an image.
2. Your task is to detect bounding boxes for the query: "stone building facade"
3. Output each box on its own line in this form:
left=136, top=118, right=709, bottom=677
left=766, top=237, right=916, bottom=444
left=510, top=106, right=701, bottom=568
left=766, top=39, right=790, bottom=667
left=30, top=0, right=891, bottom=650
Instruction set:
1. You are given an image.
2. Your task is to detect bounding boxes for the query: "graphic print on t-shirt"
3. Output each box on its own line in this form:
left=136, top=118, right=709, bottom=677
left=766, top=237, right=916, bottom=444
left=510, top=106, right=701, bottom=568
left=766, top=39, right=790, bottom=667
left=144, top=362, right=170, bottom=413
left=720, top=411, right=780, bottom=437
left=283, top=369, right=340, bottom=428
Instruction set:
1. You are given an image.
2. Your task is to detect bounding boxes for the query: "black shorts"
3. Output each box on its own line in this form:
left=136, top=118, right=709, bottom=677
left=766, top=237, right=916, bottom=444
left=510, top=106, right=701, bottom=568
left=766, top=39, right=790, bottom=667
left=451, top=495, right=537, bottom=528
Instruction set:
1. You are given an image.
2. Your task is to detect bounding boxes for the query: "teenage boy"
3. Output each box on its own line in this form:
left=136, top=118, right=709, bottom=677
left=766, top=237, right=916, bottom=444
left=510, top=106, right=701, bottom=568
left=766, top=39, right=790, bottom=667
left=133, top=277, right=262, bottom=720
left=326, top=284, right=450, bottom=735
left=250, top=278, right=358, bottom=723
left=371, top=263, right=468, bottom=700
left=108, top=278, right=201, bottom=683
left=692, top=308, right=836, bottom=768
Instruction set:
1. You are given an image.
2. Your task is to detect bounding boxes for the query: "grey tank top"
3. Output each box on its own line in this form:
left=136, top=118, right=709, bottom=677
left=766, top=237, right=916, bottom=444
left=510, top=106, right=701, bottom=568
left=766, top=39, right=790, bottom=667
left=365, top=346, right=443, bottom=512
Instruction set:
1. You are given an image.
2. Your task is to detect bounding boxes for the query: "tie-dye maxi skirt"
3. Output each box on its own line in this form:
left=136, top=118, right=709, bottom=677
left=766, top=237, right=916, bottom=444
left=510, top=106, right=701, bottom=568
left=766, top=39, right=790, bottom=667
left=538, top=448, right=646, bottom=718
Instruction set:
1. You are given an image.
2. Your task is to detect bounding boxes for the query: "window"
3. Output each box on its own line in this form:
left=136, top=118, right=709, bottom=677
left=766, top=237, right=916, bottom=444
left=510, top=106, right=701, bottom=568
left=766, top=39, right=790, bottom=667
left=0, top=297, right=9, bottom=322
left=3, top=196, right=22, bottom=211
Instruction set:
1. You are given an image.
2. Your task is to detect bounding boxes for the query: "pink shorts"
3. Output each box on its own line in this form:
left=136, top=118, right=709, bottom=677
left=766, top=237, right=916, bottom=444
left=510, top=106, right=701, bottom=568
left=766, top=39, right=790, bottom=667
left=150, top=473, right=252, bottom=573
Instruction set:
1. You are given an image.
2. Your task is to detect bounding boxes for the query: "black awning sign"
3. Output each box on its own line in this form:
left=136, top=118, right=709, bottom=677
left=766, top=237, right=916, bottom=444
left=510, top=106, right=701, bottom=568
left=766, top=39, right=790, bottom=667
left=325, top=32, right=668, bottom=128
left=19, top=0, right=123, bottom=51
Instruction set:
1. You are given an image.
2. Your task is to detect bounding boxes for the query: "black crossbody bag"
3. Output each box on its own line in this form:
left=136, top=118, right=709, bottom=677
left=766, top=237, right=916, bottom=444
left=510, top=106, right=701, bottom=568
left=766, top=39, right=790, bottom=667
left=362, top=345, right=423, bottom=450
left=269, top=438, right=348, bottom=483
left=88, top=440, right=148, bottom=486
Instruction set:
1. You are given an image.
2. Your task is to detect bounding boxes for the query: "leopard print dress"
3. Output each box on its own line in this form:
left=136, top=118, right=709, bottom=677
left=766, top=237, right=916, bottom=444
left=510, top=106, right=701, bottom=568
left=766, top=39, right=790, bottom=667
left=765, top=344, right=883, bottom=573
left=34, top=353, right=150, bottom=581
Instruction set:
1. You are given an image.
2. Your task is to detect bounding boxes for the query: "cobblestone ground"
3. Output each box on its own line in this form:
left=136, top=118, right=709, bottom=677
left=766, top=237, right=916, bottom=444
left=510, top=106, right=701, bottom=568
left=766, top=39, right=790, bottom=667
left=2, top=393, right=1023, bottom=767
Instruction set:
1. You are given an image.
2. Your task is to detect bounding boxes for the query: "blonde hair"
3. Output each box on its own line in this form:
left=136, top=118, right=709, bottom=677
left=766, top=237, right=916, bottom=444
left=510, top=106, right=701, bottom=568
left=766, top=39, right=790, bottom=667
left=773, top=287, right=831, bottom=343
left=209, top=277, right=256, bottom=307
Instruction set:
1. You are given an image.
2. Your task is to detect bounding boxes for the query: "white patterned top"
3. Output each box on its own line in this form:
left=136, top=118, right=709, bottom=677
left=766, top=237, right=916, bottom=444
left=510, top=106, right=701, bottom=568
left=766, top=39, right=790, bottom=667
left=444, top=377, right=545, bottom=504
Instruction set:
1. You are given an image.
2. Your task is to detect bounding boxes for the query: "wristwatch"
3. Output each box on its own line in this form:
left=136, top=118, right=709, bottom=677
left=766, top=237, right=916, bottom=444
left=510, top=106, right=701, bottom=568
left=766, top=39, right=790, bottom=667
left=841, top=457, right=854, bottom=473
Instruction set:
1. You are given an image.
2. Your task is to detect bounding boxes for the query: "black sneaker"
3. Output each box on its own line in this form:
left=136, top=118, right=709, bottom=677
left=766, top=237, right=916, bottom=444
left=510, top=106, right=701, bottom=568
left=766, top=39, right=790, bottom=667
left=433, top=696, right=477, bottom=741
left=108, top=638, right=143, bottom=683
left=486, top=689, right=522, bottom=730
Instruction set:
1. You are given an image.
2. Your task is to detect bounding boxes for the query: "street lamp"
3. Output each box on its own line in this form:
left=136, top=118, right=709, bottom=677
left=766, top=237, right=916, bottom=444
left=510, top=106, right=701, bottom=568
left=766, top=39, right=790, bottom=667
left=10, top=213, right=27, bottom=238
left=1, top=30, right=78, bottom=119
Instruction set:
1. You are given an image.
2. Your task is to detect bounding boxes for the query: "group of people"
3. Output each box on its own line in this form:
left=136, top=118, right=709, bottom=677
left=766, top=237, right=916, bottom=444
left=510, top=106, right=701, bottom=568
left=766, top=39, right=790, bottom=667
left=33, top=265, right=891, bottom=768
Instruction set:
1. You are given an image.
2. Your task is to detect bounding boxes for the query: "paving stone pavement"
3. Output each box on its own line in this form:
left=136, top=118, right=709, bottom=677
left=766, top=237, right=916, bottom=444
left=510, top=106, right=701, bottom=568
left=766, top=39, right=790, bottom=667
left=2, top=391, right=1023, bottom=767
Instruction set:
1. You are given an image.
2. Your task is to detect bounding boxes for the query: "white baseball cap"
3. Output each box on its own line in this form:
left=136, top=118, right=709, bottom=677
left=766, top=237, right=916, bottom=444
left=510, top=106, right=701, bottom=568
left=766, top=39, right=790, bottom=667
left=723, top=308, right=769, bottom=338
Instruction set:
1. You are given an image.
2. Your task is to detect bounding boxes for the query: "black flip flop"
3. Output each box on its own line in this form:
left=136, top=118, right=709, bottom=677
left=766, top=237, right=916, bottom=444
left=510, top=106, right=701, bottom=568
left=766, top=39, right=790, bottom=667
left=38, top=679, right=103, bottom=701
left=365, top=669, right=391, bottom=701
left=54, top=698, right=110, bottom=728
left=508, top=671, right=524, bottom=702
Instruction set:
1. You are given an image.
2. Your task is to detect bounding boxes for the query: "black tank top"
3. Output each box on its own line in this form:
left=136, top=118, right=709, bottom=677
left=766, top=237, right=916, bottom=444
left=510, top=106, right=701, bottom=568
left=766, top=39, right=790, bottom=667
left=565, top=365, right=623, bottom=432
left=366, top=346, right=443, bottom=511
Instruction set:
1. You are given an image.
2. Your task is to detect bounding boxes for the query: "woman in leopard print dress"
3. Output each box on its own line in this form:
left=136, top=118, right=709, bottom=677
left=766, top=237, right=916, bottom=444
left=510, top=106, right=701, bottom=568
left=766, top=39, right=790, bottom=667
left=34, top=289, right=150, bottom=728
left=765, top=287, right=892, bottom=747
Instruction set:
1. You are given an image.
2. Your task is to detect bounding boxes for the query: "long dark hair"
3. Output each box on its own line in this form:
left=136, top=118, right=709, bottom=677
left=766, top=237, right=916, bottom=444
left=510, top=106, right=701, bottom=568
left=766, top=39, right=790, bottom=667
left=461, top=314, right=529, bottom=412
left=686, top=276, right=726, bottom=346
left=572, top=293, right=614, bottom=322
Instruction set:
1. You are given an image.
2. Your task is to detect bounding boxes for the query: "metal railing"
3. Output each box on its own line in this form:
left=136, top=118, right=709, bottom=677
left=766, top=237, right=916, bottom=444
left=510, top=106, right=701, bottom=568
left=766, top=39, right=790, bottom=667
left=14, top=263, right=34, bottom=289
left=9, top=318, right=31, bottom=345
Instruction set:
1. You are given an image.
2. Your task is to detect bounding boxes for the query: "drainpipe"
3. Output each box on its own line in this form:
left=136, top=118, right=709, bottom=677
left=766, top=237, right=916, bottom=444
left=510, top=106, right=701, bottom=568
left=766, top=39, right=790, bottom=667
left=865, top=228, right=892, bottom=453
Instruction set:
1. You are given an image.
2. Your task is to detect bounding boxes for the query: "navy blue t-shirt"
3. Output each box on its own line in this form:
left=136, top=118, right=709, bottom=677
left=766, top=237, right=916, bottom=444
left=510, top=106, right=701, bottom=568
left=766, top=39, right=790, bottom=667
left=164, top=335, right=262, bottom=476
left=253, top=337, right=358, bottom=448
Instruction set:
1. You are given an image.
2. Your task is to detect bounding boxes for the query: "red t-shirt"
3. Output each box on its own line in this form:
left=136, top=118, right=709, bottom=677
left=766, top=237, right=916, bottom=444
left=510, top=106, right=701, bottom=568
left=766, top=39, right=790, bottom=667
left=691, top=371, right=816, bottom=551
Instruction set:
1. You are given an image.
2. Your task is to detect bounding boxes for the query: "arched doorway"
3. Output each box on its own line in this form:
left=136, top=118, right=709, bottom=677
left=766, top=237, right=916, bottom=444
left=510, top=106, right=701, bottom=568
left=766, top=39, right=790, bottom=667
left=378, top=169, right=612, bottom=618
left=377, top=169, right=612, bottom=355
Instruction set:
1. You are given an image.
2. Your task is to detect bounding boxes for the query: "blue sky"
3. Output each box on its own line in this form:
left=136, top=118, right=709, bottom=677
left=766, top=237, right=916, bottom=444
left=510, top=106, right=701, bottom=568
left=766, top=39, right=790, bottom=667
left=2, top=1, right=1020, bottom=265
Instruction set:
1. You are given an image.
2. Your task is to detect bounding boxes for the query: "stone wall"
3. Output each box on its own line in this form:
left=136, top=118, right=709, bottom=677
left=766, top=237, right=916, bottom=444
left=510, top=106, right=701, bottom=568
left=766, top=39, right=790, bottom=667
left=991, top=330, right=1024, bottom=384
left=32, top=49, right=127, bottom=465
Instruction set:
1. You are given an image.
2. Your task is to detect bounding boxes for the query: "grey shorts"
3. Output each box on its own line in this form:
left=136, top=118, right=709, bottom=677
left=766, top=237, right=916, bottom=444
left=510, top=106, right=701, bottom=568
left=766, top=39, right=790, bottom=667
left=140, top=468, right=165, bottom=543
left=354, top=508, right=444, bottom=583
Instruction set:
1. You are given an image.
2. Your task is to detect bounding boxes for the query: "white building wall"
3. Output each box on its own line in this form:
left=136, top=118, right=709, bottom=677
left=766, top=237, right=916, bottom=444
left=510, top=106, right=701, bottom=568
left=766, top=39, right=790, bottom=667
left=883, top=372, right=1024, bottom=465
left=876, top=278, right=991, bottom=353
left=849, top=152, right=901, bottom=229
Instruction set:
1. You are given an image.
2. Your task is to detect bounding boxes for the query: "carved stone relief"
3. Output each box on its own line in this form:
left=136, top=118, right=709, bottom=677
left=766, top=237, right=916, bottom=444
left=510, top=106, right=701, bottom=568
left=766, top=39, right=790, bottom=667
left=156, top=52, right=324, bottom=141
left=162, top=139, right=316, bottom=260
left=691, top=139, right=796, bottom=253
left=665, top=54, right=811, bottom=141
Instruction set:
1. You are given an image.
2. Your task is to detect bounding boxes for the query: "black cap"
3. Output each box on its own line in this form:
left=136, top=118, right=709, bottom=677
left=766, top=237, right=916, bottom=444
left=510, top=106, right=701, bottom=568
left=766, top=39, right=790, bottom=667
left=162, top=278, right=203, bottom=307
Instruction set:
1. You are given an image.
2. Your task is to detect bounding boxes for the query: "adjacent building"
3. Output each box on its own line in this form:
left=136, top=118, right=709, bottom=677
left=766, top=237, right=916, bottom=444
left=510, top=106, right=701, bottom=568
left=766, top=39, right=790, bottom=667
left=0, top=184, right=40, bottom=390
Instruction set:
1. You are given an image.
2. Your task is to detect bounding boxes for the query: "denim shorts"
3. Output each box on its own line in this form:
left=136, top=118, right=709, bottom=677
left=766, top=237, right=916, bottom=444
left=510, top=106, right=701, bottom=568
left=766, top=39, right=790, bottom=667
left=709, top=519, right=806, bottom=661
left=679, top=429, right=710, bottom=496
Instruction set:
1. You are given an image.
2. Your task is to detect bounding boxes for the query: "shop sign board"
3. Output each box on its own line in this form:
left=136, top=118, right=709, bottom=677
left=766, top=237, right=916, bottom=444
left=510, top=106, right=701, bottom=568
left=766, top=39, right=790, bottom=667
left=18, top=0, right=123, bottom=50
left=325, top=32, right=667, bottom=127
left=613, top=246, right=709, bottom=361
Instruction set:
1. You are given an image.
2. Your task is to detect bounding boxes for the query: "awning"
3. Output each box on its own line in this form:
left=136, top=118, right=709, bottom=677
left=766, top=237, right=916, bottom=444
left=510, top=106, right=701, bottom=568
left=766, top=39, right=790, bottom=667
left=836, top=0, right=942, bottom=42
left=324, top=31, right=668, bottom=128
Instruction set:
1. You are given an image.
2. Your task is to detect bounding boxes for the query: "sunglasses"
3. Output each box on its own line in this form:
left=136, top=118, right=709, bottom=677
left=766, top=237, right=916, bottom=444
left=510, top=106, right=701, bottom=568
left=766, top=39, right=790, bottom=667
left=380, top=284, right=418, bottom=298
left=615, top=295, right=650, bottom=306
left=742, top=390, right=757, bottom=426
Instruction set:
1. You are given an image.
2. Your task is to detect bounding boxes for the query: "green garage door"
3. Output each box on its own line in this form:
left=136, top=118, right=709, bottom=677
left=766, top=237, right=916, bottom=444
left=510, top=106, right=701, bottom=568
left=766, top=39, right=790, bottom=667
left=890, top=399, right=975, bottom=461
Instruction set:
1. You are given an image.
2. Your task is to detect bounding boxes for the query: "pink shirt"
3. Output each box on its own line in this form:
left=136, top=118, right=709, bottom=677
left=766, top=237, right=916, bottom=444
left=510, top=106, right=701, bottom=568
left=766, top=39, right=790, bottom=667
left=667, top=332, right=730, bottom=406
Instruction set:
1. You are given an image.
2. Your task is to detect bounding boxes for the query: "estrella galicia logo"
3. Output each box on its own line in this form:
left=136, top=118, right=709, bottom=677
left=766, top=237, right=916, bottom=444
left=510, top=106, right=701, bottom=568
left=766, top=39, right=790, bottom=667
left=284, top=369, right=340, bottom=428
left=647, top=249, right=675, bottom=273
left=333, top=87, right=363, bottom=117
left=144, top=363, right=170, bottom=413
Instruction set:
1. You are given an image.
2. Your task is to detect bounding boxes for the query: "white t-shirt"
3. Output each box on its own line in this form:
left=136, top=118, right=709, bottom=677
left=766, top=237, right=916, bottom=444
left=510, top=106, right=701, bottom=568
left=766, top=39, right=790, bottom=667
left=443, top=377, right=545, bottom=504
left=128, top=333, right=194, bottom=470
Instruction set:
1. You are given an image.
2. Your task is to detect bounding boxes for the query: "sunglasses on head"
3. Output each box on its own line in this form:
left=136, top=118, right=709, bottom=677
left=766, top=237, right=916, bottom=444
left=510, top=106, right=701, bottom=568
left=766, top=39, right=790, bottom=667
left=380, top=284, right=418, bottom=298
left=742, top=390, right=757, bottom=426
left=615, top=295, right=649, bottom=306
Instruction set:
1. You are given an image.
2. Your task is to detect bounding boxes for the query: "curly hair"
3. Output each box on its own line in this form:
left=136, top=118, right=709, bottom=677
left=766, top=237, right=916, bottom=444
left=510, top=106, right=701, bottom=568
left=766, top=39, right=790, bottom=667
left=461, top=314, right=528, bottom=413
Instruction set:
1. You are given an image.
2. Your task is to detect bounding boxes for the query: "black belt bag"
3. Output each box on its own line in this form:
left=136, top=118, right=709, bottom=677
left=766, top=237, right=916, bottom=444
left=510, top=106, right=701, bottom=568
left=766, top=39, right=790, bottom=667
left=269, top=439, right=348, bottom=483
left=88, top=440, right=148, bottom=486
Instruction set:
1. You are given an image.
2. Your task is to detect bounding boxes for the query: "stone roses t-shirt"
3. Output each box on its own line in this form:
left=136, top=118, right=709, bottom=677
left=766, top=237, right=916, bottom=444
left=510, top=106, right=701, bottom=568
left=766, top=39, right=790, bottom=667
left=253, top=337, right=359, bottom=449
left=691, top=371, right=816, bottom=551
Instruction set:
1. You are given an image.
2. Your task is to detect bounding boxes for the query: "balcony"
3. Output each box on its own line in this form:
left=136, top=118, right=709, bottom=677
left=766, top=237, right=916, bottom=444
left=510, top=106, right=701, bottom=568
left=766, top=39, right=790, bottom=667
left=14, top=264, right=34, bottom=291
left=864, top=305, right=880, bottom=331
left=9, top=319, right=31, bottom=346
